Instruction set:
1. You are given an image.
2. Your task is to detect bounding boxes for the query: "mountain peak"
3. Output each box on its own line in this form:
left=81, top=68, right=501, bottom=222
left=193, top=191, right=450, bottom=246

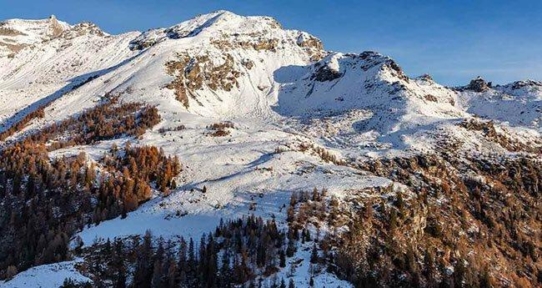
left=0, top=15, right=71, bottom=56
left=464, top=76, right=491, bottom=92
left=165, top=10, right=283, bottom=39
left=129, top=10, right=324, bottom=63
left=59, top=21, right=107, bottom=39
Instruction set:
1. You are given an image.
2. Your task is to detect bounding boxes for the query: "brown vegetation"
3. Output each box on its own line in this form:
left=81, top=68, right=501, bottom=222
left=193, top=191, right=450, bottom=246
left=0, top=97, right=180, bottom=280
left=207, top=121, right=234, bottom=137
left=344, top=153, right=542, bottom=287
left=0, top=106, right=45, bottom=141
left=459, top=119, right=542, bottom=153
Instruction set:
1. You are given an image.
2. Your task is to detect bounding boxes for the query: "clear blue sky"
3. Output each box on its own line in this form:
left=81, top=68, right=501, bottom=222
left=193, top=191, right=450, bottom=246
left=2, top=0, right=541, bottom=85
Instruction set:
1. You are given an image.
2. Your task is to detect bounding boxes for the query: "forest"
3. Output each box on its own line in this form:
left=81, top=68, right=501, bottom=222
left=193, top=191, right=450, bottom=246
left=0, top=97, right=180, bottom=279
left=0, top=97, right=540, bottom=287
left=61, top=149, right=542, bottom=288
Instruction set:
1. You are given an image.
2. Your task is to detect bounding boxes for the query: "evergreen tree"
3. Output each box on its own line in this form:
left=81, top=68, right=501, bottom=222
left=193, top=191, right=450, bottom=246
left=288, top=278, right=295, bottom=288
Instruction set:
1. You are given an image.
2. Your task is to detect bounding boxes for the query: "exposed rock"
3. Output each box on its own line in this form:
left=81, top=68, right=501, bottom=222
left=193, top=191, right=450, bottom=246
left=296, top=33, right=325, bottom=61
left=296, top=34, right=323, bottom=50
left=241, top=59, right=254, bottom=70
left=459, top=119, right=542, bottom=153
left=383, top=59, right=409, bottom=82
left=129, top=38, right=157, bottom=50
left=311, top=65, right=342, bottom=82
left=465, top=76, right=490, bottom=92
left=211, top=37, right=279, bottom=52
left=359, top=51, right=379, bottom=60
left=0, top=26, right=26, bottom=36
left=417, top=74, right=434, bottom=82
left=509, top=80, right=542, bottom=90
left=61, top=22, right=106, bottom=40
left=165, top=53, right=241, bottom=108
left=48, top=15, right=65, bottom=38
left=424, top=94, right=438, bottom=102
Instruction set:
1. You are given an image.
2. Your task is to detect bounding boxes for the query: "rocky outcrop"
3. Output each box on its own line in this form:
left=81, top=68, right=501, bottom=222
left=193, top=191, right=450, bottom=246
left=508, top=79, right=542, bottom=90
left=165, top=53, right=241, bottom=108
left=465, top=76, right=491, bottom=92
left=48, top=15, right=65, bottom=38
left=60, top=22, right=106, bottom=40
left=311, top=64, right=342, bottom=82
left=296, top=33, right=325, bottom=61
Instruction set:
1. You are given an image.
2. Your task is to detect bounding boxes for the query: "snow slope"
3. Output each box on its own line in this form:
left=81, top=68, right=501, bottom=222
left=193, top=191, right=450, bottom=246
left=458, top=79, right=542, bottom=130
left=0, top=260, right=91, bottom=287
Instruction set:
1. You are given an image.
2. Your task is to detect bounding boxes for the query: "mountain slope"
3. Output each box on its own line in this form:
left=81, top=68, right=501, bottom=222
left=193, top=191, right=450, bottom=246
left=0, top=10, right=540, bottom=287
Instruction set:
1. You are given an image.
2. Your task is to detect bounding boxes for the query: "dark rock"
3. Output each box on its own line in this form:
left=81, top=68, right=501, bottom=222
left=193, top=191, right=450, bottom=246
left=466, top=76, right=490, bottom=92
left=359, top=51, right=379, bottom=60
left=510, top=80, right=542, bottom=90
left=417, top=74, right=434, bottom=82
left=311, top=65, right=342, bottom=82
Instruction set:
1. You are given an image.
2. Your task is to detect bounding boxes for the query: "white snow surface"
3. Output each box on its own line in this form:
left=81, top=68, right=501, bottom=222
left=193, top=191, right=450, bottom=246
left=0, top=260, right=91, bottom=287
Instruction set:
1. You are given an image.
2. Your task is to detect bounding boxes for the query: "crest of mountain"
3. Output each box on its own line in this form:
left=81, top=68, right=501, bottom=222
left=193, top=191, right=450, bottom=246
left=0, top=15, right=71, bottom=57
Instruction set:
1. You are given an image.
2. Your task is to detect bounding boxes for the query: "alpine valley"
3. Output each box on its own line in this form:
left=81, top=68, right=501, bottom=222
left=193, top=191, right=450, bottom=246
left=0, top=11, right=540, bottom=288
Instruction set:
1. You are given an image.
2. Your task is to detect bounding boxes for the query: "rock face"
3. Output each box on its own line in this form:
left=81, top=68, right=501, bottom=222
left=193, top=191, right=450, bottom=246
left=312, top=63, right=342, bottom=82
left=465, top=76, right=490, bottom=92
left=508, top=79, right=542, bottom=90
left=48, top=15, right=66, bottom=38
left=60, top=22, right=106, bottom=40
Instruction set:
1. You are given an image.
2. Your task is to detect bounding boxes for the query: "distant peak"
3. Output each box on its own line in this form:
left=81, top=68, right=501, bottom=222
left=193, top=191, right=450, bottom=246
left=455, top=76, right=492, bottom=92
left=207, top=10, right=237, bottom=17
left=467, top=77, right=491, bottom=92
left=60, top=21, right=107, bottom=39
left=505, top=79, right=542, bottom=90
left=416, top=74, right=434, bottom=82
left=0, top=14, right=71, bottom=55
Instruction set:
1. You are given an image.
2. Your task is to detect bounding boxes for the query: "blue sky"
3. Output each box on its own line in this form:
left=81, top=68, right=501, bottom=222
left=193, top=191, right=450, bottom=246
left=1, top=0, right=541, bottom=85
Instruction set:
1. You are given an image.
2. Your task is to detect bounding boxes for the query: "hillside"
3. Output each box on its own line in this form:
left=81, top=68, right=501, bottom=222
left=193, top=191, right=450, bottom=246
left=0, top=10, right=540, bottom=287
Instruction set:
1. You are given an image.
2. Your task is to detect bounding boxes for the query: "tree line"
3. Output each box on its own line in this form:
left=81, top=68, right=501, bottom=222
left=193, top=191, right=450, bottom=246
left=0, top=97, right=180, bottom=279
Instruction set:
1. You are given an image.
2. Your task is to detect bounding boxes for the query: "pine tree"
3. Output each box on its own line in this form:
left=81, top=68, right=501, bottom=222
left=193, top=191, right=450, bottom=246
left=310, top=244, right=318, bottom=264
left=280, top=278, right=286, bottom=288
left=279, top=249, right=286, bottom=267
left=288, top=278, right=295, bottom=288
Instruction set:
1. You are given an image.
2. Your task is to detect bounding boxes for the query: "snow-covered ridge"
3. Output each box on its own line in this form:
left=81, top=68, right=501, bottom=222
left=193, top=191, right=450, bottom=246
left=0, top=10, right=539, bottom=143
left=0, top=15, right=71, bottom=57
left=0, top=10, right=539, bottom=142
left=456, top=77, right=542, bottom=129
left=130, top=10, right=284, bottom=48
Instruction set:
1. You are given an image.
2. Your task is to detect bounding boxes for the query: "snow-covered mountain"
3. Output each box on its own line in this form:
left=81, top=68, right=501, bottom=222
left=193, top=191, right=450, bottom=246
left=0, top=10, right=540, bottom=287
left=0, top=15, right=71, bottom=57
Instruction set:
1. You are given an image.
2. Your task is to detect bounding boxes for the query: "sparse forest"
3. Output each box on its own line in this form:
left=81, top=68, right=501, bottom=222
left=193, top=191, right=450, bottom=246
left=0, top=97, right=180, bottom=280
